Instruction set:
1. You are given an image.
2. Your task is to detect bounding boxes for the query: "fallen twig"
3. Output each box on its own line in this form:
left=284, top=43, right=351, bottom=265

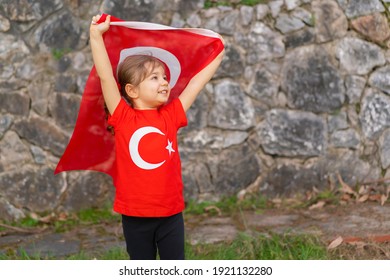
left=0, top=222, right=47, bottom=234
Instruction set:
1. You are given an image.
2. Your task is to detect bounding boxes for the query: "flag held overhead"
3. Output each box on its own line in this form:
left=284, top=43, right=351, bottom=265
left=54, top=14, right=224, bottom=179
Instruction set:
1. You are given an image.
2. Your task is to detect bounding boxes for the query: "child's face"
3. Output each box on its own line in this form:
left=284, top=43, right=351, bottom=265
left=134, top=63, right=170, bottom=109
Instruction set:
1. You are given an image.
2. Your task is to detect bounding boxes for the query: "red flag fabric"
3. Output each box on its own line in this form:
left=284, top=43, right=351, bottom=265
left=54, top=14, right=224, bottom=179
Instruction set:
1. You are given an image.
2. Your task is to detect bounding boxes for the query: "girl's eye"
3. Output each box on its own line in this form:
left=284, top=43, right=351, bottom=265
left=163, top=76, right=168, bottom=81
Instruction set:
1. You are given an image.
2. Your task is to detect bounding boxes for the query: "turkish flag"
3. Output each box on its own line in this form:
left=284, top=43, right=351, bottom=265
left=54, top=14, right=224, bottom=179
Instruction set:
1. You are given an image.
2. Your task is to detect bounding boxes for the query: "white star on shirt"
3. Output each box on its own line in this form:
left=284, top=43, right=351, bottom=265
left=166, top=139, right=175, bottom=156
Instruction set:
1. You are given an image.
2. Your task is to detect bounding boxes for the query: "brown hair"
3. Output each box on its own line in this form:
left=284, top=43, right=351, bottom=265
left=117, top=55, right=166, bottom=105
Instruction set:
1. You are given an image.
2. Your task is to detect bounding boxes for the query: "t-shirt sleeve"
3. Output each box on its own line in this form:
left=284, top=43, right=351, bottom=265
left=165, top=98, right=188, bottom=129
left=107, top=98, right=134, bottom=129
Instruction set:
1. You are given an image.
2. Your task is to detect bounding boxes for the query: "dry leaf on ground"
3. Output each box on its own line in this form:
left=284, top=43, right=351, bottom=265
left=328, top=236, right=344, bottom=250
left=204, top=205, right=222, bottom=216
left=309, top=200, right=326, bottom=210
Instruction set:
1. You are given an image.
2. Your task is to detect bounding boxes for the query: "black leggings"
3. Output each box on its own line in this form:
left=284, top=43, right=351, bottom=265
left=121, top=212, right=185, bottom=260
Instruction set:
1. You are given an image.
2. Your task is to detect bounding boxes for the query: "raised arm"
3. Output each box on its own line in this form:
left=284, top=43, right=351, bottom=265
left=179, top=40, right=225, bottom=112
left=90, top=15, right=121, bottom=115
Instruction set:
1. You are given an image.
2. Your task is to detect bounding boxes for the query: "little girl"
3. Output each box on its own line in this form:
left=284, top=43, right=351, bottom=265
left=90, top=14, right=224, bottom=260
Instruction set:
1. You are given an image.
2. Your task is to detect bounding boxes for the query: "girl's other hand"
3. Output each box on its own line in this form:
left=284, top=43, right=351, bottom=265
left=90, top=14, right=111, bottom=35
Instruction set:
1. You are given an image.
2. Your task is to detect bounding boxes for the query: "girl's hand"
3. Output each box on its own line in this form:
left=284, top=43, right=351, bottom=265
left=90, top=14, right=111, bottom=36
left=218, top=34, right=225, bottom=46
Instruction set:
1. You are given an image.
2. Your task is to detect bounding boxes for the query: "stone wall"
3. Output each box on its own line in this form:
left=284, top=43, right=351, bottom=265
left=1, top=0, right=390, bottom=221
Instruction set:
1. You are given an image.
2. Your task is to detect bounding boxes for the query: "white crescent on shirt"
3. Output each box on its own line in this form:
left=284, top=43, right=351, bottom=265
left=128, top=126, right=175, bottom=170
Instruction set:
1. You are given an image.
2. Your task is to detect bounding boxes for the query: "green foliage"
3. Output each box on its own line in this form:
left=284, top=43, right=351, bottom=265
left=0, top=204, right=120, bottom=234
left=355, top=102, right=361, bottom=114
left=51, top=48, right=71, bottom=60
left=54, top=206, right=120, bottom=232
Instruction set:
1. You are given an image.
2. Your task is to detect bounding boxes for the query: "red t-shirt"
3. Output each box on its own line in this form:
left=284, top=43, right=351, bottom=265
left=108, top=98, right=187, bottom=217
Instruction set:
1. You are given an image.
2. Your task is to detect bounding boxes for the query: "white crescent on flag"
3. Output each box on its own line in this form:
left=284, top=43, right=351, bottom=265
left=118, top=46, right=181, bottom=88
left=55, top=14, right=224, bottom=179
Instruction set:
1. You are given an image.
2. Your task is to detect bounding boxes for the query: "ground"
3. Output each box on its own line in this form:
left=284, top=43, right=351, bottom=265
left=0, top=201, right=389, bottom=259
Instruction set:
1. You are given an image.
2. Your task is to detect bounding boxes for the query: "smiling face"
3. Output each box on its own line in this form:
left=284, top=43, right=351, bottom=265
left=132, top=63, right=171, bottom=109
left=117, top=55, right=170, bottom=109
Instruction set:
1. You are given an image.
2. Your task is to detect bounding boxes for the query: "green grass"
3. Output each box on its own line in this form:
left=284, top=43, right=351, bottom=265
left=186, top=233, right=329, bottom=260
left=0, top=204, right=121, bottom=235
left=51, top=48, right=71, bottom=60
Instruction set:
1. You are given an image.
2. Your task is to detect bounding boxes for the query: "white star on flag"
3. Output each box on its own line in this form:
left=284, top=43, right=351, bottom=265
left=166, top=140, right=175, bottom=156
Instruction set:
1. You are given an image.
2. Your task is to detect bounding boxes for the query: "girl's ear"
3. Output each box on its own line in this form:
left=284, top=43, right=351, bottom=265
left=125, top=83, right=138, bottom=99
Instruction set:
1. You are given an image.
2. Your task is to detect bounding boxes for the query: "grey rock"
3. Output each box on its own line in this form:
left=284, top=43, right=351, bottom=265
left=360, top=88, right=390, bottom=140
left=0, top=114, right=13, bottom=139
left=63, top=172, right=112, bottom=211
left=0, top=197, right=25, bottom=221
left=29, top=80, right=51, bottom=116
left=312, top=0, right=348, bottom=43
left=269, top=0, right=283, bottom=17
left=101, top=0, right=154, bottom=21
left=379, top=129, right=390, bottom=169
left=285, top=28, right=315, bottom=49
left=171, top=13, right=185, bottom=28
left=0, top=14, right=10, bottom=32
left=255, top=4, right=269, bottom=20
left=49, top=92, right=81, bottom=129
left=0, top=91, right=30, bottom=116
left=275, top=13, right=305, bottom=34
left=345, top=75, right=366, bottom=104
left=247, top=68, right=279, bottom=106
left=240, top=5, right=253, bottom=26
left=246, top=22, right=285, bottom=64
left=55, top=74, right=78, bottom=93
left=1, top=0, right=62, bottom=22
left=213, top=144, right=260, bottom=195
left=291, top=7, right=314, bottom=26
left=330, top=128, right=360, bottom=149
left=260, top=164, right=327, bottom=196
left=186, top=13, right=201, bottom=28
left=0, top=167, right=65, bottom=212
left=327, top=111, right=349, bottom=132
left=0, top=34, right=29, bottom=59
left=14, top=115, right=69, bottom=156
left=208, top=80, right=255, bottom=130
left=285, top=0, right=301, bottom=10
left=0, top=131, right=32, bottom=172
left=178, top=0, right=205, bottom=17
left=281, top=45, right=345, bottom=113
left=258, top=109, right=327, bottom=157
left=181, top=90, right=209, bottom=134
left=182, top=129, right=248, bottom=151
left=320, top=150, right=380, bottom=187
left=33, top=10, right=82, bottom=51
left=336, top=37, right=386, bottom=75
left=369, top=65, right=390, bottom=95
left=219, top=10, right=238, bottom=35
left=182, top=162, right=214, bottom=201
left=30, top=145, right=46, bottom=165
left=215, top=44, right=245, bottom=79
left=342, top=0, right=385, bottom=18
